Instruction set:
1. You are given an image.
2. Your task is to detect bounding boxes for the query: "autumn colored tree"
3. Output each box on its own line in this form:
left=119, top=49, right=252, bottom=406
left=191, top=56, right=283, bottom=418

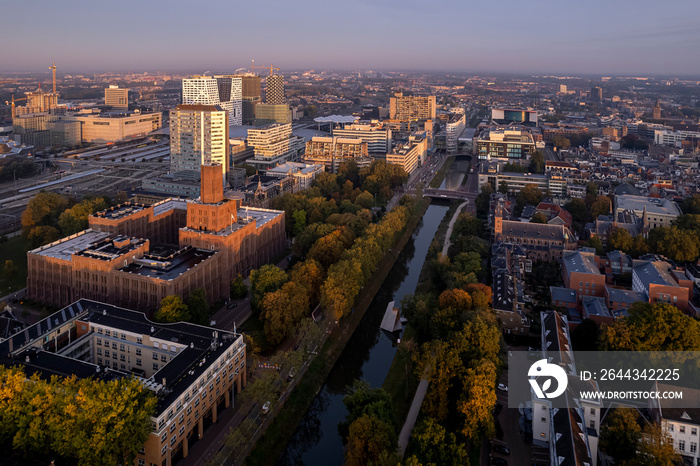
left=438, top=289, right=473, bottom=312
left=408, top=417, right=468, bottom=466
left=260, top=281, right=310, bottom=346
left=307, top=227, right=355, bottom=269
left=590, top=195, right=612, bottom=219
left=321, top=259, right=364, bottom=320
left=58, top=196, right=109, bottom=235
left=516, top=184, right=543, bottom=211
left=631, top=421, right=681, bottom=465
left=250, top=264, right=288, bottom=311
left=2, top=260, right=18, bottom=280
left=26, top=225, right=61, bottom=248
left=599, top=408, right=642, bottom=464
left=21, top=191, right=70, bottom=237
left=464, top=283, right=492, bottom=310
left=344, top=414, right=397, bottom=466
left=609, top=227, right=634, bottom=253
left=458, top=358, right=497, bottom=442
left=289, top=259, right=324, bottom=307
left=415, top=339, right=463, bottom=421
left=530, top=212, right=547, bottom=224
left=230, top=274, right=248, bottom=299
left=154, top=296, right=190, bottom=323
left=354, top=191, right=375, bottom=209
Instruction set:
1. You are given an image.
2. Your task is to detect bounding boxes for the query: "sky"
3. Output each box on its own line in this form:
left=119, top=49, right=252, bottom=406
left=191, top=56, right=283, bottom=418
left=3, top=0, right=700, bottom=76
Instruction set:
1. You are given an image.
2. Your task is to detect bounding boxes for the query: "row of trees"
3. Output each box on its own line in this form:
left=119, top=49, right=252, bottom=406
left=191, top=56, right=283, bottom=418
left=0, top=365, right=155, bottom=465
left=0, top=160, right=37, bottom=182
left=153, top=288, right=210, bottom=325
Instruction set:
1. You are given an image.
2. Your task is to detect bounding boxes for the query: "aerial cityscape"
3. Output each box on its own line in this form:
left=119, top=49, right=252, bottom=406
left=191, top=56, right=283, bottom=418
left=1, top=2, right=700, bottom=466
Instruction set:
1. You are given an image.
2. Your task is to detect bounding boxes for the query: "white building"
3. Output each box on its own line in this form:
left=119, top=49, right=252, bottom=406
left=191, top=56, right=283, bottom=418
left=331, top=123, right=392, bottom=154
left=247, top=123, right=305, bottom=171
left=654, top=129, right=700, bottom=148
left=170, top=104, right=229, bottom=182
left=183, top=75, right=242, bottom=126
left=446, top=114, right=466, bottom=153
left=655, top=384, right=700, bottom=465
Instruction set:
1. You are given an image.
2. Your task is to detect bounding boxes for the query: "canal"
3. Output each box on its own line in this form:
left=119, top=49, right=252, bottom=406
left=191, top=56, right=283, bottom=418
left=439, top=159, right=470, bottom=190
left=279, top=202, right=450, bottom=466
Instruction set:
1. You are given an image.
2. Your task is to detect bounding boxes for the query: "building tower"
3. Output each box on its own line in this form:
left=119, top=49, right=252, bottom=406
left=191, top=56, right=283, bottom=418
left=169, top=104, right=229, bottom=183
left=653, top=99, right=661, bottom=120
left=104, top=85, right=129, bottom=111
left=590, top=86, right=603, bottom=102
left=237, top=74, right=261, bottom=124
left=182, top=75, right=242, bottom=125
left=265, top=75, right=285, bottom=104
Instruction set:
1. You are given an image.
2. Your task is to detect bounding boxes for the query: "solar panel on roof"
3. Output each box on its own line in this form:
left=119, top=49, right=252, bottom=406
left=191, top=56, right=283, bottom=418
left=60, top=309, right=66, bottom=321
left=68, top=306, right=75, bottom=318
left=76, top=301, right=83, bottom=312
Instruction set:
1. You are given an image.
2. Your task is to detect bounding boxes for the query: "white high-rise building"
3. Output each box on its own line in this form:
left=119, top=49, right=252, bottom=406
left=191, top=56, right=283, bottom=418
left=170, top=104, right=229, bottom=181
left=182, top=75, right=242, bottom=125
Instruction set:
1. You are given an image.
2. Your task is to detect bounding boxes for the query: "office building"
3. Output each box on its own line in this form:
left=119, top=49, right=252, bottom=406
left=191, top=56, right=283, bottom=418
left=247, top=123, right=305, bottom=171
left=65, top=111, right=161, bottom=144
left=104, top=85, right=129, bottom=111
left=27, top=164, right=286, bottom=311
left=614, top=195, right=681, bottom=229
left=238, top=74, right=261, bottom=124
left=46, top=119, right=81, bottom=148
left=490, top=108, right=538, bottom=125
left=474, top=128, right=536, bottom=160
left=182, top=75, right=242, bottom=126
left=389, top=92, right=436, bottom=121
left=331, top=123, right=392, bottom=154
left=304, top=136, right=370, bottom=172
left=170, top=105, right=229, bottom=181
left=654, top=129, right=700, bottom=147
left=265, top=75, right=285, bottom=104
left=0, top=297, right=246, bottom=466
left=254, top=103, right=291, bottom=125
left=386, top=134, right=427, bottom=175
left=445, top=114, right=466, bottom=153
left=590, top=86, right=602, bottom=102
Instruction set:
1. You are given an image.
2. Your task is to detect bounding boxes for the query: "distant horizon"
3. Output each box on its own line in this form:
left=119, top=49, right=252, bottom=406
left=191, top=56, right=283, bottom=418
left=3, top=0, right=700, bottom=76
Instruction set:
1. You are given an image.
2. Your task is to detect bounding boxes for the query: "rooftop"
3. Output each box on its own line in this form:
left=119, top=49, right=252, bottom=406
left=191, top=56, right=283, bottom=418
left=605, top=286, right=646, bottom=304
left=119, top=246, right=216, bottom=280
left=551, top=286, right=577, bottom=304
left=615, top=194, right=681, bottom=217
left=582, top=296, right=611, bottom=317
left=30, top=229, right=111, bottom=261
left=563, top=251, right=600, bottom=276
left=633, top=260, right=679, bottom=289
left=93, top=203, right=147, bottom=220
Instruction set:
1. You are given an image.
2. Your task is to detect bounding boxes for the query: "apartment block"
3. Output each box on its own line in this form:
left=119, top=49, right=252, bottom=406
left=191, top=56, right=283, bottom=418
left=331, top=123, right=392, bottom=154
left=389, top=92, right=436, bottom=121
left=304, top=136, right=370, bottom=173
left=247, top=123, right=305, bottom=171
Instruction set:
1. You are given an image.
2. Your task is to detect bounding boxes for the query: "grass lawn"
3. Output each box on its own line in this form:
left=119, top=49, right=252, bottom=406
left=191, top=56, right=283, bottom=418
left=382, top=325, right=420, bottom=428
left=0, top=235, right=29, bottom=295
left=429, top=156, right=455, bottom=188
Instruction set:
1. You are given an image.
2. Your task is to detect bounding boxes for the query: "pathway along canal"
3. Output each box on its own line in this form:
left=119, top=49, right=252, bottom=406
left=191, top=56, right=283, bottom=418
left=279, top=202, right=450, bottom=466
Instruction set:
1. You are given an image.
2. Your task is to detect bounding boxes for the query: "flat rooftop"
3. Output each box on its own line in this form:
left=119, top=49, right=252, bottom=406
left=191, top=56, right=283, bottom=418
left=30, top=229, right=111, bottom=261
left=75, top=236, right=147, bottom=261
left=119, top=246, right=216, bottom=280
left=93, top=203, right=148, bottom=221
left=615, top=195, right=681, bottom=217
left=153, top=198, right=188, bottom=217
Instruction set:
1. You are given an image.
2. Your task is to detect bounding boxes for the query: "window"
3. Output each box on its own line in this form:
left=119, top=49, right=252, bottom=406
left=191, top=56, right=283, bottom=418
left=97, top=358, right=102, bottom=364
left=153, top=363, right=159, bottom=370
left=120, top=344, right=125, bottom=351
left=136, top=359, right=142, bottom=366
left=692, top=427, right=697, bottom=436
left=105, top=350, right=110, bottom=357
left=105, top=330, right=110, bottom=336
left=669, top=424, right=674, bottom=432
left=161, top=445, right=167, bottom=455
left=136, top=348, right=141, bottom=356
left=112, top=342, right=117, bottom=349
left=161, top=355, right=167, bottom=362
left=96, top=338, right=102, bottom=345
left=170, top=424, right=176, bottom=433
left=680, top=426, right=686, bottom=434
left=137, top=337, right=142, bottom=344
left=187, top=406, right=192, bottom=414
left=98, top=328, right=103, bottom=334
left=153, top=353, right=158, bottom=360
left=138, top=460, right=146, bottom=466
left=541, top=417, right=546, bottom=422
left=97, top=348, right=102, bottom=355
left=178, top=414, right=184, bottom=424
left=170, top=436, right=176, bottom=446
left=112, top=353, right=117, bottom=359
left=179, top=426, right=185, bottom=435
left=590, top=408, right=595, bottom=415
left=120, top=364, right=126, bottom=370
left=678, top=440, right=685, bottom=452
left=121, top=333, right=126, bottom=340
left=691, top=442, right=697, bottom=453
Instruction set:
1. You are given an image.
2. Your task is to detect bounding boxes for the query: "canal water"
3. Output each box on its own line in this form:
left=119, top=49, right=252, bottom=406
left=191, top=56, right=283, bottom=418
left=439, top=159, right=470, bottom=190
left=279, top=203, right=450, bottom=465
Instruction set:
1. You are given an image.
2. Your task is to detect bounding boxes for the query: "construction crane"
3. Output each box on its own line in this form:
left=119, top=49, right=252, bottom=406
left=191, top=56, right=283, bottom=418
left=250, top=60, right=280, bottom=76
left=6, top=94, right=27, bottom=118
left=49, top=62, right=57, bottom=94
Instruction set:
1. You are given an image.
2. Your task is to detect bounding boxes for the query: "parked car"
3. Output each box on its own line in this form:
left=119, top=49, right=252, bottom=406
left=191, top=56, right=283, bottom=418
left=262, top=401, right=270, bottom=414
left=493, top=444, right=511, bottom=456
left=497, top=383, right=508, bottom=392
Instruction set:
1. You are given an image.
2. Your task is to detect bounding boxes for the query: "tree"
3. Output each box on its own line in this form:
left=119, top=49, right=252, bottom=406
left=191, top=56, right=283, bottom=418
left=307, top=227, right=355, bottom=270
left=186, top=288, right=209, bottom=325
left=260, top=281, right=309, bottom=346
left=292, top=209, right=307, bottom=237
left=475, top=183, right=494, bottom=217
left=154, top=296, right=190, bottom=323
left=647, top=226, right=700, bottom=262
left=458, top=358, right=497, bottom=442
left=355, top=191, right=374, bottom=209
left=415, top=340, right=462, bottom=421
left=530, top=212, right=547, bottom=224
left=498, top=180, right=509, bottom=194
left=609, top=227, right=634, bottom=253
left=585, top=236, right=604, bottom=255
left=565, top=198, right=588, bottom=229
left=409, top=417, right=468, bottom=466
left=344, top=414, right=397, bottom=466
left=600, top=302, right=700, bottom=351
left=552, top=136, right=571, bottom=150
left=2, top=260, right=18, bottom=281
left=599, top=408, right=642, bottom=464
left=590, top=195, right=612, bottom=220
left=321, top=259, right=364, bottom=320
left=289, top=259, right=324, bottom=307
left=339, top=380, right=395, bottom=440
left=58, top=197, right=109, bottom=235
left=250, top=264, right=288, bottom=311
left=438, top=289, right=473, bottom=313
left=230, top=274, right=248, bottom=299
left=452, top=213, right=483, bottom=238
left=27, top=224, right=61, bottom=248
left=516, top=184, right=543, bottom=211
left=529, top=150, right=545, bottom=174
left=680, top=194, right=700, bottom=215
left=632, top=422, right=681, bottom=466
left=502, top=162, right=525, bottom=173
left=21, top=192, right=70, bottom=237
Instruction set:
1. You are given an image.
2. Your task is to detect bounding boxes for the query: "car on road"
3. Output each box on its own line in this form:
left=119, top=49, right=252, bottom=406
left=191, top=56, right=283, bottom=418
left=497, top=383, right=508, bottom=392
left=492, top=444, right=511, bottom=456
left=227, top=301, right=238, bottom=309
left=491, top=457, right=508, bottom=466
left=262, top=401, right=270, bottom=414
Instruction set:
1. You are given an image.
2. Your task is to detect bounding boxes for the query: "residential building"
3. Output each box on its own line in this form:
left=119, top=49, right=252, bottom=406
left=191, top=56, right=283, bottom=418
left=27, top=164, right=286, bottom=311
left=632, top=259, right=693, bottom=313
left=562, top=250, right=605, bottom=303
left=474, top=128, right=536, bottom=161
left=170, top=104, right=229, bottom=182
left=331, top=123, right=392, bottom=154
left=603, top=286, right=646, bottom=316
left=104, top=85, right=128, bottom=111
left=265, top=75, right=284, bottom=104
left=386, top=135, right=427, bottom=175
left=303, top=136, right=370, bottom=173
left=614, top=195, right=681, bottom=229
left=491, top=242, right=530, bottom=334
left=247, top=123, right=305, bottom=171
left=254, top=103, right=291, bottom=125
left=445, top=113, right=465, bottom=153
left=550, top=286, right=577, bottom=314
left=541, top=123, right=589, bottom=142
left=591, top=86, right=602, bottom=102
left=389, top=92, right=436, bottom=121
left=654, top=383, right=700, bottom=466
left=0, top=298, right=246, bottom=466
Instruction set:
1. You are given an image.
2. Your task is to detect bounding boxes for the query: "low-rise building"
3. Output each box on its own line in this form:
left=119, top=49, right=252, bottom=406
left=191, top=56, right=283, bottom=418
left=562, top=250, right=605, bottom=303
left=303, top=136, right=370, bottom=173
left=331, top=123, right=392, bottom=154
left=632, top=259, right=693, bottom=313
left=65, top=111, right=162, bottom=144
left=615, top=194, right=681, bottom=229
left=474, top=128, right=536, bottom=161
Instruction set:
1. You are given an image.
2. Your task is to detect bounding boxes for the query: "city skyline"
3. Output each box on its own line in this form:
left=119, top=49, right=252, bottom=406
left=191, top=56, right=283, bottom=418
left=3, top=0, right=700, bottom=76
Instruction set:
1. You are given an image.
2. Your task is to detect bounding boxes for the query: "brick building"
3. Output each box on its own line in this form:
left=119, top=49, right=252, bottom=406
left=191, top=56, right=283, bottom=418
left=27, top=164, right=286, bottom=312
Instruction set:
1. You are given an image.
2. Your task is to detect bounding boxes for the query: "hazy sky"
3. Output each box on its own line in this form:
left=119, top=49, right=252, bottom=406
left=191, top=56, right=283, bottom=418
left=3, top=0, right=700, bottom=76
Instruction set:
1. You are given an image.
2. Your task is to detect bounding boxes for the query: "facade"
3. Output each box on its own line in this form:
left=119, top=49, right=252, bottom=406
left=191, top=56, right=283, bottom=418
left=182, top=75, right=242, bottom=126
left=590, top=86, right=602, bottom=102
left=655, top=384, right=700, bottom=466
left=474, top=128, right=536, bottom=161
left=331, top=123, right=392, bottom=154
left=386, top=135, right=427, bottom=175
left=0, top=298, right=246, bottom=466
left=478, top=169, right=549, bottom=194
left=170, top=105, right=229, bottom=182
left=654, top=129, right=700, bottom=147
left=562, top=250, right=605, bottom=303
left=266, top=162, right=324, bottom=191
left=265, top=75, right=285, bottom=104
left=490, top=108, right=538, bottom=125
left=27, top=164, right=286, bottom=312
left=105, top=85, right=129, bottom=111
left=46, top=119, right=81, bottom=147
left=614, top=195, right=681, bottom=229
left=389, top=92, right=436, bottom=121
left=17, top=89, right=59, bottom=115
left=632, top=259, right=693, bottom=313
left=445, top=113, right=466, bottom=153
left=304, top=136, right=370, bottom=173
left=254, top=103, right=291, bottom=125
left=247, top=123, right=305, bottom=171
left=65, top=111, right=161, bottom=144
left=237, top=74, right=261, bottom=124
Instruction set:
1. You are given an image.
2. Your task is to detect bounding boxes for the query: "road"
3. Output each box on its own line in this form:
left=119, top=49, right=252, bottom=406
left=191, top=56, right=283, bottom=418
left=398, top=378, right=429, bottom=456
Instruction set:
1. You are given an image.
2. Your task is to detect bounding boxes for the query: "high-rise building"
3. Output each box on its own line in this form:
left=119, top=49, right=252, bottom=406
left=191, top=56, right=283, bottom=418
left=265, top=75, right=285, bottom=104
left=246, top=123, right=305, bottom=171
left=446, top=114, right=466, bottom=153
left=590, top=86, right=603, bottom=102
left=182, top=75, right=242, bottom=125
left=558, top=84, right=567, bottom=94
left=389, top=92, right=436, bottom=121
left=254, top=103, right=291, bottom=125
left=170, top=104, right=229, bottom=181
left=652, top=99, right=661, bottom=119
left=331, top=123, right=392, bottom=154
left=237, top=74, right=261, bottom=124
left=17, top=89, right=59, bottom=115
left=104, top=85, right=128, bottom=111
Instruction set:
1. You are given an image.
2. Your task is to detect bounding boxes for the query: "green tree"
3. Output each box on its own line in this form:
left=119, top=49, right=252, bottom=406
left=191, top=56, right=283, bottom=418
left=27, top=225, right=61, bottom=248
left=2, top=260, right=18, bottom=280
left=609, top=227, right=634, bottom=253
left=292, top=209, right=307, bottom=237
left=529, top=150, right=545, bottom=174
left=154, top=296, right=190, bottom=323
left=355, top=191, right=375, bottom=209
left=475, top=183, right=494, bottom=217
left=647, top=226, right=700, bottom=262
left=344, top=414, right=397, bottom=466
left=58, top=197, right=109, bottom=235
left=321, top=259, right=364, bottom=320
left=680, top=194, right=700, bottom=215
left=307, top=227, right=355, bottom=270
left=599, top=408, right=642, bottom=464
left=186, top=288, right=209, bottom=325
left=585, top=236, right=605, bottom=255
left=339, top=380, right=395, bottom=440
left=530, top=212, right=547, bottom=224
left=590, top=195, right=612, bottom=219
left=250, top=264, right=288, bottom=311
left=21, top=191, right=70, bottom=237
left=230, top=274, right=248, bottom=299
left=452, top=213, right=483, bottom=238
left=516, top=184, right=543, bottom=211
left=260, top=281, right=309, bottom=346
left=498, top=180, right=509, bottom=194
left=552, top=136, right=571, bottom=150
left=409, top=417, right=468, bottom=466
left=565, top=198, right=588, bottom=230
left=502, top=162, right=525, bottom=173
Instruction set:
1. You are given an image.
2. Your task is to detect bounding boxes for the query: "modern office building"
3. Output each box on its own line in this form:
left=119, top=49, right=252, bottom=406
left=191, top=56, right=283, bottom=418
left=182, top=75, right=242, bottom=126
left=490, top=108, right=538, bottom=126
left=445, top=113, right=466, bottom=153
left=246, top=123, right=305, bottom=171
left=170, top=104, right=229, bottom=182
left=238, top=74, right=261, bottom=124
left=304, top=136, right=371, bottom=172
left=389, top=92, right=436, bottom=121
left=64, top=111, right=161, bottom=144
left=0, top=297, right=246, bottom=466
left=654, top=129, right=700, bottom=148
left=254, top=103, right=291, bottom=125
left=265, top=75, right=285, bottom=104
left=331, top=123, right=392, bottom=154
left=474, top=128, right=536, bottom=161
left=27, top=164, right=286, bottom=311
left=104, top=85, right=129, bottom=111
